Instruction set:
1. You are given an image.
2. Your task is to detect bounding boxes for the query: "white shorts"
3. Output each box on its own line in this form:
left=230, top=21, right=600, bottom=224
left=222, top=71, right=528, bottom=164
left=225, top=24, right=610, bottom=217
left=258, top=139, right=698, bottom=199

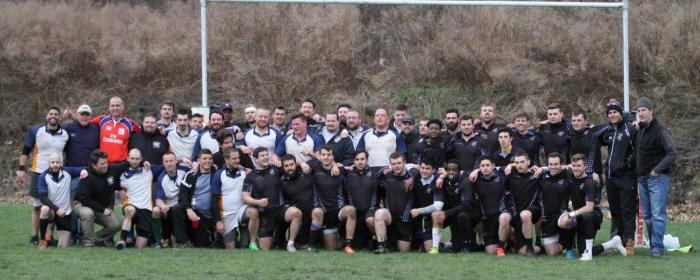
left=32, top=198, right=42, bottom=207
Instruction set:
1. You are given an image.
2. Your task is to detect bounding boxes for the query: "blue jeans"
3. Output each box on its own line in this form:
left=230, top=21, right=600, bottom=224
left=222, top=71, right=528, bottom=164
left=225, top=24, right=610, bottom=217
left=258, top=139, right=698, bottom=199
left=638, top=174, right=670, bottom=254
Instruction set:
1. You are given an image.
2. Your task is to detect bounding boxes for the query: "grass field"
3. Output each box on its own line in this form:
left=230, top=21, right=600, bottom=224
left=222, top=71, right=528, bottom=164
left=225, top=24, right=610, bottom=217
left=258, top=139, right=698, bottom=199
left=0, top=204, right=698, bottom=279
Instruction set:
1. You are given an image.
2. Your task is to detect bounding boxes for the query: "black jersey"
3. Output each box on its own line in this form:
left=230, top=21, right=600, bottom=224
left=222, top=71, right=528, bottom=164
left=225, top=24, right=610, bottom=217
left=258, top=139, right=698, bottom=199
left=280, top=169, right=315, bottom=211
left=343, top=167, right=379, bottom=213
left=567, top=174, right=600, bottom=210
left=507, top=170, right=540, bottom=213
left=570, top=125, right=605, bottom=174
left=311, top=164, right=345, bottom=212
left=470, top=171, right=508, bottom=217
left=413, top=136, right=448, bottom=167
left=538, top=170, right=571, bottom=220
left=441, top=175, right=472, bottom=210
left=511, top=129, right=541, bottom=166
left=447, top=134, right=490, bottom=171
left=475, top=122, right=505, bottom=155
left=378, top=170, right=415, bottom=223
left=412, top=174, right=444, bottom=209
left=243, top=166, right=284, bottom=212
left=539, top=121, right=572, bottom=164
left=491, top=147, right=525, bottom=168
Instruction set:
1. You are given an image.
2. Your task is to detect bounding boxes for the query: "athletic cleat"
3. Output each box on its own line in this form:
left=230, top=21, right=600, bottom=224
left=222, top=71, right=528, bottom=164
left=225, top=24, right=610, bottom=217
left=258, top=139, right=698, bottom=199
left=580, top=250, right=592, bottom=261
left=151, top=242, right=162, bottom=249
left=249, top=242, right=260, bottom=251
left=428, top=247, right=439, bottom=255
left=496, top=247, right=505, bottom=257
left=30, top=235, right=39, bottom=245
left=565, top=249, right=576, bottom=260
left=287, top=243, right=297, bottom=252
left=625, top=239, right=636, bottom=256
left=611, top=236, right=627, bottom=256
left=343, top=245, right=355, bottom=254
left=373, top=245, right=388, bottom=254
left=116, top=241, right=126, bottom=250
left=37, top=240, right=48, bottom=250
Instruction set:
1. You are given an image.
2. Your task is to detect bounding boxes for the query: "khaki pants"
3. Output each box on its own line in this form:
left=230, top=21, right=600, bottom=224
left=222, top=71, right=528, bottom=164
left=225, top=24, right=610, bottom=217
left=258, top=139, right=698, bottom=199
left=73, top=202, right=120, bottom=245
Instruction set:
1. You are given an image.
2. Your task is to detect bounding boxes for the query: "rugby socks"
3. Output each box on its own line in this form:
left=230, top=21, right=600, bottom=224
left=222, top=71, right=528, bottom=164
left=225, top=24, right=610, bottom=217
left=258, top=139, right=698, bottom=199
left=535, top=235, right=543, bottom=247
left=39, top=218, right=49, bottom=241
left=343, top=239, right=353, bottom=248
left=432, top=227, right=441, bottom=249
left=524, top=237, right=534, bottom=251
left=309, top=223, right=322, bottom=248
left=152, top=218, right=162, bottom=243
left=120, top=230, right=129, bottom=242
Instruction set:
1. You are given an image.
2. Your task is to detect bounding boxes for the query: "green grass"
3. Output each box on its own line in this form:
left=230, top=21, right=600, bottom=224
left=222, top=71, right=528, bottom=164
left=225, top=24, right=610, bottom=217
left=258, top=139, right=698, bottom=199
left=0, top=204, right=698, bottom=279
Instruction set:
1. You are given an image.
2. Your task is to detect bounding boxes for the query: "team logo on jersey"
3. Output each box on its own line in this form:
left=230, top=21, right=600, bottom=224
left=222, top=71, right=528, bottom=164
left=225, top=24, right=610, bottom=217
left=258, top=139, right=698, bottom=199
left=70, top=133, right=76, bottom=137
left=107, top=176, right=115, bottom=185
left=152, top=141, right=161, bottom=149
left=557, top=179, right=565, bottom=185
left=494, top=177, right=501, bottom=183
left=578, top=183, right=585, bottom=190
left=333, top=137, right=341, bottom=143
left=118, top=128, right=125, bottom=135
left=557, top=131, right=565, bottom=136
left=584, top=130, right=589, bottom=135
left=471, top=141, right=478, bottom=147
left=106, top=126, right=112, bottom=131
left=269, top=169, right=275, bottom=175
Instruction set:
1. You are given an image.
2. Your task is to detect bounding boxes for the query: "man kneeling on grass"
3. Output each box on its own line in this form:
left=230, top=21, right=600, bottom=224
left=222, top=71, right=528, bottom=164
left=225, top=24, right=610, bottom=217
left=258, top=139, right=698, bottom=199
left=37, top=153, right=84, bottom=249
left=211, top=147, right=248, bottom=249
left=116, top=148, right=156, bottom=250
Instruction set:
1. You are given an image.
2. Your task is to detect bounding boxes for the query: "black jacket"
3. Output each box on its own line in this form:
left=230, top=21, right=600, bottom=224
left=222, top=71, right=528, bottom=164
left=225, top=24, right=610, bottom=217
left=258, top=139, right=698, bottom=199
left=635, top=118, right=677, bottom=176
left=589, top=121, right=637, bottom=177
left=75, top=163, right=129, bottom=213
left=129, top=131, right=169, bottom=165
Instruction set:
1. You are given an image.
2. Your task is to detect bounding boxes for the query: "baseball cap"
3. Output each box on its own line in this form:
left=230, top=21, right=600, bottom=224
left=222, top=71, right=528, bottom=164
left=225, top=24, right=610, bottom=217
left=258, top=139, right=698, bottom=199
left=402, top=114, right=415, bottom=125
left=222, top=103, right=233, bottom=111
left=77, top=104, right=92, bottom=114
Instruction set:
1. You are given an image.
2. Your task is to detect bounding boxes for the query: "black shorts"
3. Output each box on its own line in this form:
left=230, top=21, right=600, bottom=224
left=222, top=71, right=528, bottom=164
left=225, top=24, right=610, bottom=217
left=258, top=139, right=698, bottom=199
left=443, top=205, right=479, bottom=228
left=28, top=171, right=40, bottom=198
left=541, top=216, right=561, bottom=238
left=359, top=208, right=376, bottom=222
left=121, top=206, right=153, bottom=239
left=242, top=207, right=279, bottom=238
left=510, top=207, right=541, bottom=229
left=389, top=219, right=413, bottom=242
left=413, top=215, right=433, bottom=240
left=482, top=214, right=501, bottom=246
left=575, top=209, right=603, bottom=231
left=323, top=208, right=340, bottom=230
left=50, top=212, right=72, bottom=231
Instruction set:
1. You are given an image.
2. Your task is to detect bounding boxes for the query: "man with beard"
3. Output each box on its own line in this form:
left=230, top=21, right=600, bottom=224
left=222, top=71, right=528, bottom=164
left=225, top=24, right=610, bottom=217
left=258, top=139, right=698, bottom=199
left=279, top=154, right=314, bottom=252
left=443, top=108, right=460, bottom=136
left=431, top=160, right=478, bottom=253
left=474, top=103, right=505, bottom=154
left=343, top=150, right=379, bottom=250
left=400, top=115, right=420, bottom=163
left=192, top=111, right=226, bottom=158
left=346, top=110, right=368, bottom=149
left=115, top=148, right=156, bottom=250
left=413, top=119, right=448, bottom=167
left=468, top=156, right=510, bottom=256
left=357, top=108, right=407, bottom=170
left=91, top=96, right=141, bottom=163
left=129, top=113, right=169, bottom=165
left=189, top=113, right=205, bottom=133
left=36, top=154, right=83, bottom=249
left=16, top=106, right=69, bottom=245
left=153, top=152, right=189, bottom=247
left=447, top=115, right=490, bottom=172
left=336, top=103, right=352, bottom=129
left=241, top=108, right=284, bottom=155
left=511, top=113, right=541, bottom=166
left=538, top=153, right=575, bottom=258
left=167, top=109, right=199, bottom=162
left=319, top=112, right=355, bottom=166
left=589, top=99, right=638, bottom=255
left=220, top=103, right=235, bottom=128
left=296, top=99, right=324, bottom=134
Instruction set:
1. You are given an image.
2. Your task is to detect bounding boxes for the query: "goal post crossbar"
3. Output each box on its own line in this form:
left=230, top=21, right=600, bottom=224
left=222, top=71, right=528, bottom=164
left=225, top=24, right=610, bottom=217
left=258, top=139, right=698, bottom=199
left=199, top=0, right=631, bottom=111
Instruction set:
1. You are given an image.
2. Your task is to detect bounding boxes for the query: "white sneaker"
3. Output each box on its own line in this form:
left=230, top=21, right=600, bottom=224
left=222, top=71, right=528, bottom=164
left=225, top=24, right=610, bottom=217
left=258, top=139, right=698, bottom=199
left=287, top=243, right=297, bottom=252
left=611, top=236, right=627, bottom=256
left=580, top=250, right=592, bottom=261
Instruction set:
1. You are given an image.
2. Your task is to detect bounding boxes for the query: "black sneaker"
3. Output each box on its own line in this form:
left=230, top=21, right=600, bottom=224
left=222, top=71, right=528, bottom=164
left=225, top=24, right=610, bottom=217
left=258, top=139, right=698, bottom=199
left=526, top=246, right=535, bottom=257
left=373, top=245, right=388, bottom=254
left=30, top=235, right=39, bottom=245
left=151, top=242, right=162, bottom=249
left=116, top=241, right=126, bottom=250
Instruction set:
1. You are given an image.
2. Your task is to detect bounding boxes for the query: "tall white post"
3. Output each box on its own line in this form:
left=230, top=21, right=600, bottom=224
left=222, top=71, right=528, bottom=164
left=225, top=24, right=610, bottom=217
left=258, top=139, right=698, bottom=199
left=200, top=0, right=208, bottom=107
left=622, top=0, right=630, bottom=112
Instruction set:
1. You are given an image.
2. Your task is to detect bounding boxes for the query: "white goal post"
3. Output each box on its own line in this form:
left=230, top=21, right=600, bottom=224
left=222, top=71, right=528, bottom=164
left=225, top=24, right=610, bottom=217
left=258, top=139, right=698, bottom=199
left=198, top=0, right=631, bottom=112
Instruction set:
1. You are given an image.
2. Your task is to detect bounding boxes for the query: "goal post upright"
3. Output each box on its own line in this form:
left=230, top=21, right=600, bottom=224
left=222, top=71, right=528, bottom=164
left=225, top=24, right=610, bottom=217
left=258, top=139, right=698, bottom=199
left=199, top=0, right=630, bottom=110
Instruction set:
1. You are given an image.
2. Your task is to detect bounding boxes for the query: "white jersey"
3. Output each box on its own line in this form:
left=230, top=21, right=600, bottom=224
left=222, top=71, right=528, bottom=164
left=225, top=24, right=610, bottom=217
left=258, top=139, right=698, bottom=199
left=167, top=129, right=199, bottom=160
left=357, top=128, right=407, bottom=168
left=120, top=168, right=154, bottom=210
left=37, top=168, right=81, bottom=215
left=211, top=167, right=247, bottom=233
left=155, top=167, right=188, bottom=207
